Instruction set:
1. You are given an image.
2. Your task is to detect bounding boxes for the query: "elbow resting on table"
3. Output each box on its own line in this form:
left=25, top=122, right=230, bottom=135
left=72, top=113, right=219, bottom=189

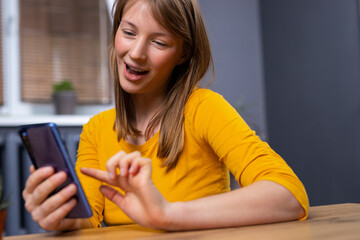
left=267, top=181, right=307, bottom=221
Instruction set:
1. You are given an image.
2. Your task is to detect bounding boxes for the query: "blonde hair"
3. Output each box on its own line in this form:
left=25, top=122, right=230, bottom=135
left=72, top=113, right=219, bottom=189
left=110, top=0, right=213, bottom=170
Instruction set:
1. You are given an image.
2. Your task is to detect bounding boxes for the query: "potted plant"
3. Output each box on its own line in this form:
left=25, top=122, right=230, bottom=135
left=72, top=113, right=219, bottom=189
left=0, top=168, right=8, bottom=240
left=52, top=79, right=77, bottom=115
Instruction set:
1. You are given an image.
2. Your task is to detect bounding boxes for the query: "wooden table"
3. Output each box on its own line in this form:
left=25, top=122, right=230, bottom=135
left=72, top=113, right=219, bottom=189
left=4, top=203, right=360, bottom=240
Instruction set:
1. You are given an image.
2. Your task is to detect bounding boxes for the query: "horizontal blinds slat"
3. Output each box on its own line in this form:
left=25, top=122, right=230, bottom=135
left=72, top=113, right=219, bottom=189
left=20, top=0, right=111, bottom=104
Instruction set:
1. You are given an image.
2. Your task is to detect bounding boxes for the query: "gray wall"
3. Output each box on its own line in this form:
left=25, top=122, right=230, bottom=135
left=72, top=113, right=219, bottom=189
left=200, top=0, right=360, bottom=205
left=261, top=0, right=360, bottom=205
left=199, top=0, right=267, bottom=139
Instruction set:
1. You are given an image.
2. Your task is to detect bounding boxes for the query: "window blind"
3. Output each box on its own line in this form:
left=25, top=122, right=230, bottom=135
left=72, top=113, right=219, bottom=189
left=20, top=0, right=112, bottom=104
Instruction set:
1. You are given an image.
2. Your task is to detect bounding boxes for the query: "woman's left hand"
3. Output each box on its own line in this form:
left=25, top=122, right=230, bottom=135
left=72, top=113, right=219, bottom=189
left=81, top=151, right=170, bottom=229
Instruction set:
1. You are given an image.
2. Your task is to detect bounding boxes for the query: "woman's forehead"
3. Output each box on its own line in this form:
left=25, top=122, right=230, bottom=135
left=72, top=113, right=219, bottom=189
left=121, top=0, right=172, bottom=34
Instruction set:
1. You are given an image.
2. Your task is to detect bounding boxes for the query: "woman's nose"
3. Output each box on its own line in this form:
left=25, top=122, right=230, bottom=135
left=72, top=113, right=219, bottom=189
left=129, top=39, right=147, bottom=62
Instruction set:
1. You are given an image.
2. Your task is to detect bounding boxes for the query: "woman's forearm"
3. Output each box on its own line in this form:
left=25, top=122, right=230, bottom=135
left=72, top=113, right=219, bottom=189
left=82, top=165, right=305, bottom=231
left=163, top=180, right=305, bottom=231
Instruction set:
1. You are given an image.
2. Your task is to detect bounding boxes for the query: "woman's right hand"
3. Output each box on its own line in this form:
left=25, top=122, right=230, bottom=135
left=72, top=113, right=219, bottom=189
left=22, top=165, right=79, bottom=231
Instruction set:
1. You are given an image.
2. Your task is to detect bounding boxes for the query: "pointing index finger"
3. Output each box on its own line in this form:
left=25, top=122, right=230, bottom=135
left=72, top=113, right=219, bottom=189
left=81, top=167, right=112, bottom=184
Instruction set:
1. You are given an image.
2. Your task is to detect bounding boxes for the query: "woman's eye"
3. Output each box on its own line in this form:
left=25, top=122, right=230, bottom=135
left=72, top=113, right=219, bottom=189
left=153, top=41, right=167, bottom=47
left=123, top=30, right=135, bottom=36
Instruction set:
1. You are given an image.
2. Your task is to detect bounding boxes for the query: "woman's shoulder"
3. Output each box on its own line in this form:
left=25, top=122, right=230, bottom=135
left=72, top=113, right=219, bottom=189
left=190, top=87, right=220, bottom=97
left=84, top=108, right=116, bottom=129
left=186, top=88, right=228, bottom=113
left=187, top=88, right=223, bottom=106
left=185, top=87, right=240, bottom=125
left=95, top=108, right=116, bottom=120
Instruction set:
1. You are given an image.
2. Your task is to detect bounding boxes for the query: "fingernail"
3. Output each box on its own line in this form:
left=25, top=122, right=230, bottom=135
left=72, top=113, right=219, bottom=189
left=109, top=172, right=114, bottom=179
left=120, top=168, right=125, bottom=176
left=128, top=166, right=133, bottom=173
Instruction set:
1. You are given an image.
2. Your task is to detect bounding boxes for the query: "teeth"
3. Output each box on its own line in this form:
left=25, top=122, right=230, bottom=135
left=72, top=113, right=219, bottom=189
left=128, top=65, right=145, bottom=73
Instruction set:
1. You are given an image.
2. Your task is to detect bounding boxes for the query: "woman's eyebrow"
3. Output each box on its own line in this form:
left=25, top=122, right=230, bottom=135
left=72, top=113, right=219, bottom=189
left=121, top=20, right=137, bottom=29
left=121, top=19, right=170, bottom=38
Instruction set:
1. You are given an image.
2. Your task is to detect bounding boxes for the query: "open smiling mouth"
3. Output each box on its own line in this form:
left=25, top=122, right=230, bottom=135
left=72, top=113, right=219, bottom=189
left=126, top=64, right=149, bottom=76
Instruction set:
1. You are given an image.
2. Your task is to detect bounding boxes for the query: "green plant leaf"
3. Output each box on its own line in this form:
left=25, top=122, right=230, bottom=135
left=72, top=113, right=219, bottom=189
left=53, top=79, right=75, bottom=93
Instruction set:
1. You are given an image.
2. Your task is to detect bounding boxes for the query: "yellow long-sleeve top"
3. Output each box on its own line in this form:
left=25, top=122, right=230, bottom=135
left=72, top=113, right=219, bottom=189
left=75, top=88, right=309, bottom=228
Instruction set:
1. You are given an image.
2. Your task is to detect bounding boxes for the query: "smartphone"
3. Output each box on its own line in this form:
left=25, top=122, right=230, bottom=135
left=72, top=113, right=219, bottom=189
left=18, top=123, right=92, bottom=218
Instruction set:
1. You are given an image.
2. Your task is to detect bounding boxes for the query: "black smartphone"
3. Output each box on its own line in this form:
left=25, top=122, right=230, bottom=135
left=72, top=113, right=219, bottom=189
left=18, top=123, right=92, bottom=218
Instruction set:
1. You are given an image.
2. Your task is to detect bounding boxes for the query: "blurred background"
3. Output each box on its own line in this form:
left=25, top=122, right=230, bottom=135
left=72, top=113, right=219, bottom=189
left=0, top=0, right=360, bottom=236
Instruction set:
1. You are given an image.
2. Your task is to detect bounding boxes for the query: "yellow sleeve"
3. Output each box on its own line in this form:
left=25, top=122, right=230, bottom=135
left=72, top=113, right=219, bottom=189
left=192, top=90, right=309, bottom=220
left=75, top=115, right=104, bottom=228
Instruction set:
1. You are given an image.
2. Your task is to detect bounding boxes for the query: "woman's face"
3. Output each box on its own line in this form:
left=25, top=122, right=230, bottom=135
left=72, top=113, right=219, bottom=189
left=115, top=0, right=185, bottom=97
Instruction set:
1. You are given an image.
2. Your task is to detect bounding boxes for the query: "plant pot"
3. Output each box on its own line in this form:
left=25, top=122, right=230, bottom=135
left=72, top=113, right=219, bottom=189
left=0, top=209, right=6, bottom=240
left=53, top=91, right=77, bottom=115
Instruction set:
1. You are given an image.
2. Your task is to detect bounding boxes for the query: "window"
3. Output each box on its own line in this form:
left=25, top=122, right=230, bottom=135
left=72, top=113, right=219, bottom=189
left=20, top=0, right=112, bottom=104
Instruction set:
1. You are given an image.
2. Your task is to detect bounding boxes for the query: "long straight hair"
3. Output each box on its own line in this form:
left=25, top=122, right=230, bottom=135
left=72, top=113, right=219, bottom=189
left=110, top=0, right=213, bottom=170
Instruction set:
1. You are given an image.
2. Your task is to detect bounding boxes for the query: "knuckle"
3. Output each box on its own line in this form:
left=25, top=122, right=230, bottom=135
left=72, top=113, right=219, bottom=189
left=24, top=200, right=32, bottom=212
left=25, top=176, right=35, bottom=189
left=105, top=159, right=112, bottom=168
left=22, top=189, right=28, bottom=200
left=39, top=221, right=51, bottom=231
left=31, top=210, right=42, bottom=222
left=107, top=156, right=119, bottom=165
left=132, top=157, right=139, bottom=164
left=43, top=198, right=58, bottom=211
left=33, top=186, right=47, bottom=199
left=58, top=191, right=71, bottom=201
left=45, top=217, right=57, bottom=228
left=110, top=151, right=125, bottom=162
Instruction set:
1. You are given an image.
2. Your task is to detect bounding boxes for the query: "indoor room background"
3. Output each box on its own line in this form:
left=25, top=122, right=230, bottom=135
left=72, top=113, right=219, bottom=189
left=0, top=0, right=359, bottom=236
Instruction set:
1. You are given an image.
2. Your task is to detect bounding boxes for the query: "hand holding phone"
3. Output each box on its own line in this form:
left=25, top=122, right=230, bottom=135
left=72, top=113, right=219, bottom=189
left=19, top=123, right=92, bottom=218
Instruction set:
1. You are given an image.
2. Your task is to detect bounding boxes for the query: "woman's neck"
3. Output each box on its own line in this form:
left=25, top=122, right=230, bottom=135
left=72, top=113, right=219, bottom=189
left=130, top=92, right=165, bottom=137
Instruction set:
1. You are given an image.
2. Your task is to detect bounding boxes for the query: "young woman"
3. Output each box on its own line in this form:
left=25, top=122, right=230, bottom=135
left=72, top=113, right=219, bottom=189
left=23, top=0, right=308, bottom=231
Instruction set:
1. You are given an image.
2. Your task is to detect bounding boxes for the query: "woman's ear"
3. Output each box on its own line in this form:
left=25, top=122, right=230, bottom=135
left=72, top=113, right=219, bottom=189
left=177, top=48, right=190, bottom=65
left=177, top=56, right=187, bottom=65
